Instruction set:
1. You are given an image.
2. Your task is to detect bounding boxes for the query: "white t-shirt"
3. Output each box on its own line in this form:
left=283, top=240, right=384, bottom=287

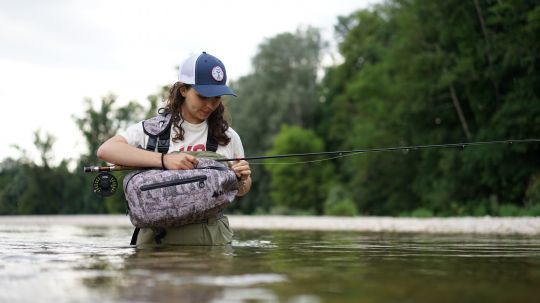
left=119, top=119, right=245, bottom=159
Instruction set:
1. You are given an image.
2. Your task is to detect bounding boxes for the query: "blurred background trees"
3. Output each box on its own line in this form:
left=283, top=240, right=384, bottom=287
left=316, top=0, right=540, bottom=216
left=227, top=27, right=326, bottom=214
left=1, top=0, right=539, bottom=216
left=0, top=93, right=158, bottom=215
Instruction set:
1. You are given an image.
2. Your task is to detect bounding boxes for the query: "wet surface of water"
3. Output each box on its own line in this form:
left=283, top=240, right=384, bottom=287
left=1, top=221, right=540, bottom=302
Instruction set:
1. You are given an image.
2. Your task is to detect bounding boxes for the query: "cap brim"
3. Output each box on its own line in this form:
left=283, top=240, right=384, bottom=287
left=193, top=85, right=237, bottom=98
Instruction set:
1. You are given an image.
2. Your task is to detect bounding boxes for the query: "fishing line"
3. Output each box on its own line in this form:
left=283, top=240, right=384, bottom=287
left=248, top=151, right=366, bottom=165
left=238, top=139, right=540, bottom=166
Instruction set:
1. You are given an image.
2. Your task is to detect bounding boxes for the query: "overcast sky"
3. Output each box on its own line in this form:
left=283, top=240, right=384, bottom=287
left=0, top=0, right=378, bottom=165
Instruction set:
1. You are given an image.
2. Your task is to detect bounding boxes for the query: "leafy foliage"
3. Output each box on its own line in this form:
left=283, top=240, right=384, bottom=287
left=227, top=27, right=326, bottom=214
left=318, top=0, right=540, bottom=216
left=324, top=185, right=358, bottom=216
left=264, top=125, right=335, bottom=214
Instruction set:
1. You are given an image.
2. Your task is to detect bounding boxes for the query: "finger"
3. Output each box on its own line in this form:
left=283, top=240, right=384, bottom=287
left=234, top=166, right=251, bottom=176
left=176, top=161, right=187, bottom=170
left=237, top=165, right=250, bottom=173
left=186, top=154, right=198, bottom=164
left=238, top=170, right=251, bottom=180
left=181, top=159, right=195, bottom=169
left=232, top=160, right=249, bottom=168
left=233, top=164, right=246, bottom=171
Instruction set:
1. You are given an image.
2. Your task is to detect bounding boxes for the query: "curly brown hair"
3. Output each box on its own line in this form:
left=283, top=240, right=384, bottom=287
left=163, top=82, right=231, bottom=146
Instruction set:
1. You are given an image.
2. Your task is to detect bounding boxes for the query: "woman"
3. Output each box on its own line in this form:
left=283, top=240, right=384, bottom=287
left=97, top=52, right=252, bottom=245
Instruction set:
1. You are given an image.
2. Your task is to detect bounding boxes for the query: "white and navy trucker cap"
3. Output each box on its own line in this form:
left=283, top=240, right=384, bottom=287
left=178, top=52, right=236, bottom=97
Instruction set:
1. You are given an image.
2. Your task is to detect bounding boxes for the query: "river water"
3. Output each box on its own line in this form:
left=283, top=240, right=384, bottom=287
left=1, top=218, right=540, bottom=303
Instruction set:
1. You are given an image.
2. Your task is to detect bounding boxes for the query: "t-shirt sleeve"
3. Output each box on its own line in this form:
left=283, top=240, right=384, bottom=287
left=229, top=129, right=245, bottom=158
left=118, top=121, right=145, bottom=148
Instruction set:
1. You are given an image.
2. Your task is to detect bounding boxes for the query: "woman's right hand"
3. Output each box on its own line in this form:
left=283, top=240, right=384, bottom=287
left=163, top=152, right=198, bottom=170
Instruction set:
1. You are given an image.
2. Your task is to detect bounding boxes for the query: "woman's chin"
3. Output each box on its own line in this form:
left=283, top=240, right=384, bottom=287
left=198, top=112, right=211, bottom=120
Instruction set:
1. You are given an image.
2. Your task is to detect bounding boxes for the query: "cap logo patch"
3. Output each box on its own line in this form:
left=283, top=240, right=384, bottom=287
left=211, top=66, right=224, bottom=82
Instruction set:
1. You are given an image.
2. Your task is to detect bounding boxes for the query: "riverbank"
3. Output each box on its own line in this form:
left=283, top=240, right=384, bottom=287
left=1, top=215, right=539, bottom=235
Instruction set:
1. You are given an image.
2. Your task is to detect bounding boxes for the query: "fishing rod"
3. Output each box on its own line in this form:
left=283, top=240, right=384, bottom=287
left=215, top=139, right=540, bottom=162
left=84, top=139, right=539, bottom=172
left=84, top=138, right=539, bottom=197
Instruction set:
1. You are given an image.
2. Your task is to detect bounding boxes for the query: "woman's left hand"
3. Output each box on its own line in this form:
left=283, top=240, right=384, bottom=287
left=231, top=158, right=251, bottom=181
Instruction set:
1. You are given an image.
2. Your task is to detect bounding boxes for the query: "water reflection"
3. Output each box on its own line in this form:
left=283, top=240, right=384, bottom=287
left=1, top=223, right=540, bottom=303
left=70, top=230, right=289, bottom=303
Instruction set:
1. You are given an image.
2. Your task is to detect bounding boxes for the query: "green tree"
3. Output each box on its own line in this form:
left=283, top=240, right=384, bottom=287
left=73, top=94, right=145, bottom=163
left=33, top=130, right=56, bottom=168
left=264, top=125, right=334, bottom=214
left=0, top=158, right=29, bottom=214
left=228, top=27, right=326, bottom=213
left=0, top=138, right=86, bottom=214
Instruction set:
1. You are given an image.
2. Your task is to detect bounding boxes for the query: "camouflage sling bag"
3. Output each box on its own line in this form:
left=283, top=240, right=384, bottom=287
left=123, top=154, right=239, bottom=228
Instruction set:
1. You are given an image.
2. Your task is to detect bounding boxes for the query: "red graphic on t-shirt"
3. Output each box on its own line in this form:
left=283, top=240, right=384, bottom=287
left=179, top=144, right=206, bottom=152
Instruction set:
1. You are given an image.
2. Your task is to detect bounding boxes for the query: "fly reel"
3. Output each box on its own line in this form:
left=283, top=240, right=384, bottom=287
left=92, top=172, right=118, bottom=198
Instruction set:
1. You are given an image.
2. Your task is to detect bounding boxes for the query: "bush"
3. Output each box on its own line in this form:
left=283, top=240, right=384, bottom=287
left=497, top=204, right=522, bottom=216
left=410, top=208, right=434, bottom=217
left=524, top=204, right=540, bottom=216
left=269, top=206, right=316, bottom=216
left=323, top=185, right=358, bottom=216
left=324, top=198, right=358, bottom=216
left=526, top=173, right=540, bottom=205
left=264, top=125, right=335, bottom=214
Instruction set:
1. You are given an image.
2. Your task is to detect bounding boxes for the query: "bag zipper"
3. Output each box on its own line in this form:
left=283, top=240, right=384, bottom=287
left=140, top=175, right=207, bottom=191
left=197, top=165, right=228, bottom=171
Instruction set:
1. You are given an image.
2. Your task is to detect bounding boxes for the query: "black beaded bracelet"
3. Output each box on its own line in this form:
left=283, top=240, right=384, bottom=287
left=161, top=153, right=167, bottom=170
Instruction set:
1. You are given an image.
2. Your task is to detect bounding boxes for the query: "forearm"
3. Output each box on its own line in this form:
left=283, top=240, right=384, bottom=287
left=97, top=136, right=161, bottom=168
left=236, top=176, right=252, bottom=197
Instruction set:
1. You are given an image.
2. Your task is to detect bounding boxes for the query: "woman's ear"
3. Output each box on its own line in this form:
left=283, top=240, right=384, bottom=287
left=179, top=86, right=187, bottom=97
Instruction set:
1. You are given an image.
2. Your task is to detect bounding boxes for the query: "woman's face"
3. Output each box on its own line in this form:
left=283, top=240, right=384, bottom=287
left=180, top=86, right=222, bottom=124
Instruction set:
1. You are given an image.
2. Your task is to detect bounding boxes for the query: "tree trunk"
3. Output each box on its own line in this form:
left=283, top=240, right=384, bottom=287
left=449, top=84, right=472, bottom=140
left=473, top=0, right=501, bottom=108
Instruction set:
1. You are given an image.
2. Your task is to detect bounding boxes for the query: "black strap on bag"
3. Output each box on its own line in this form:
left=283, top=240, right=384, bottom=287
left=129, top=120, right=219, bottom=245
left=145, top=128, right=171, bottom=153
left=157, top=126, right=172, bottom=154
left=130, top=227, right=140, bottom=245
left=206, top=128, right=218, bottom=152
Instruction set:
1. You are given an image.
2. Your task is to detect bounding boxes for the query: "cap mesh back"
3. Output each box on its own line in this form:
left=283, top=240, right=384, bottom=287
left=178, top=54, right=199, bottom=84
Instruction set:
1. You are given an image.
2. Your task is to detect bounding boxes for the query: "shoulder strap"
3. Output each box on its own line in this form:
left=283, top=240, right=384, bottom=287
left=206, top=127, right=218, bottom=152
left=130, top=227, right=140, bottom=245
left=157, top=126, right=171, bottom=154
left=144, top=110, right=173, bottom=154
left=146, top=137, right=157, bottom=152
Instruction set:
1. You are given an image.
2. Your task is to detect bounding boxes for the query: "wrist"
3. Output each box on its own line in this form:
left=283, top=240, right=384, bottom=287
left=237, top=176, right=250, bottom=193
